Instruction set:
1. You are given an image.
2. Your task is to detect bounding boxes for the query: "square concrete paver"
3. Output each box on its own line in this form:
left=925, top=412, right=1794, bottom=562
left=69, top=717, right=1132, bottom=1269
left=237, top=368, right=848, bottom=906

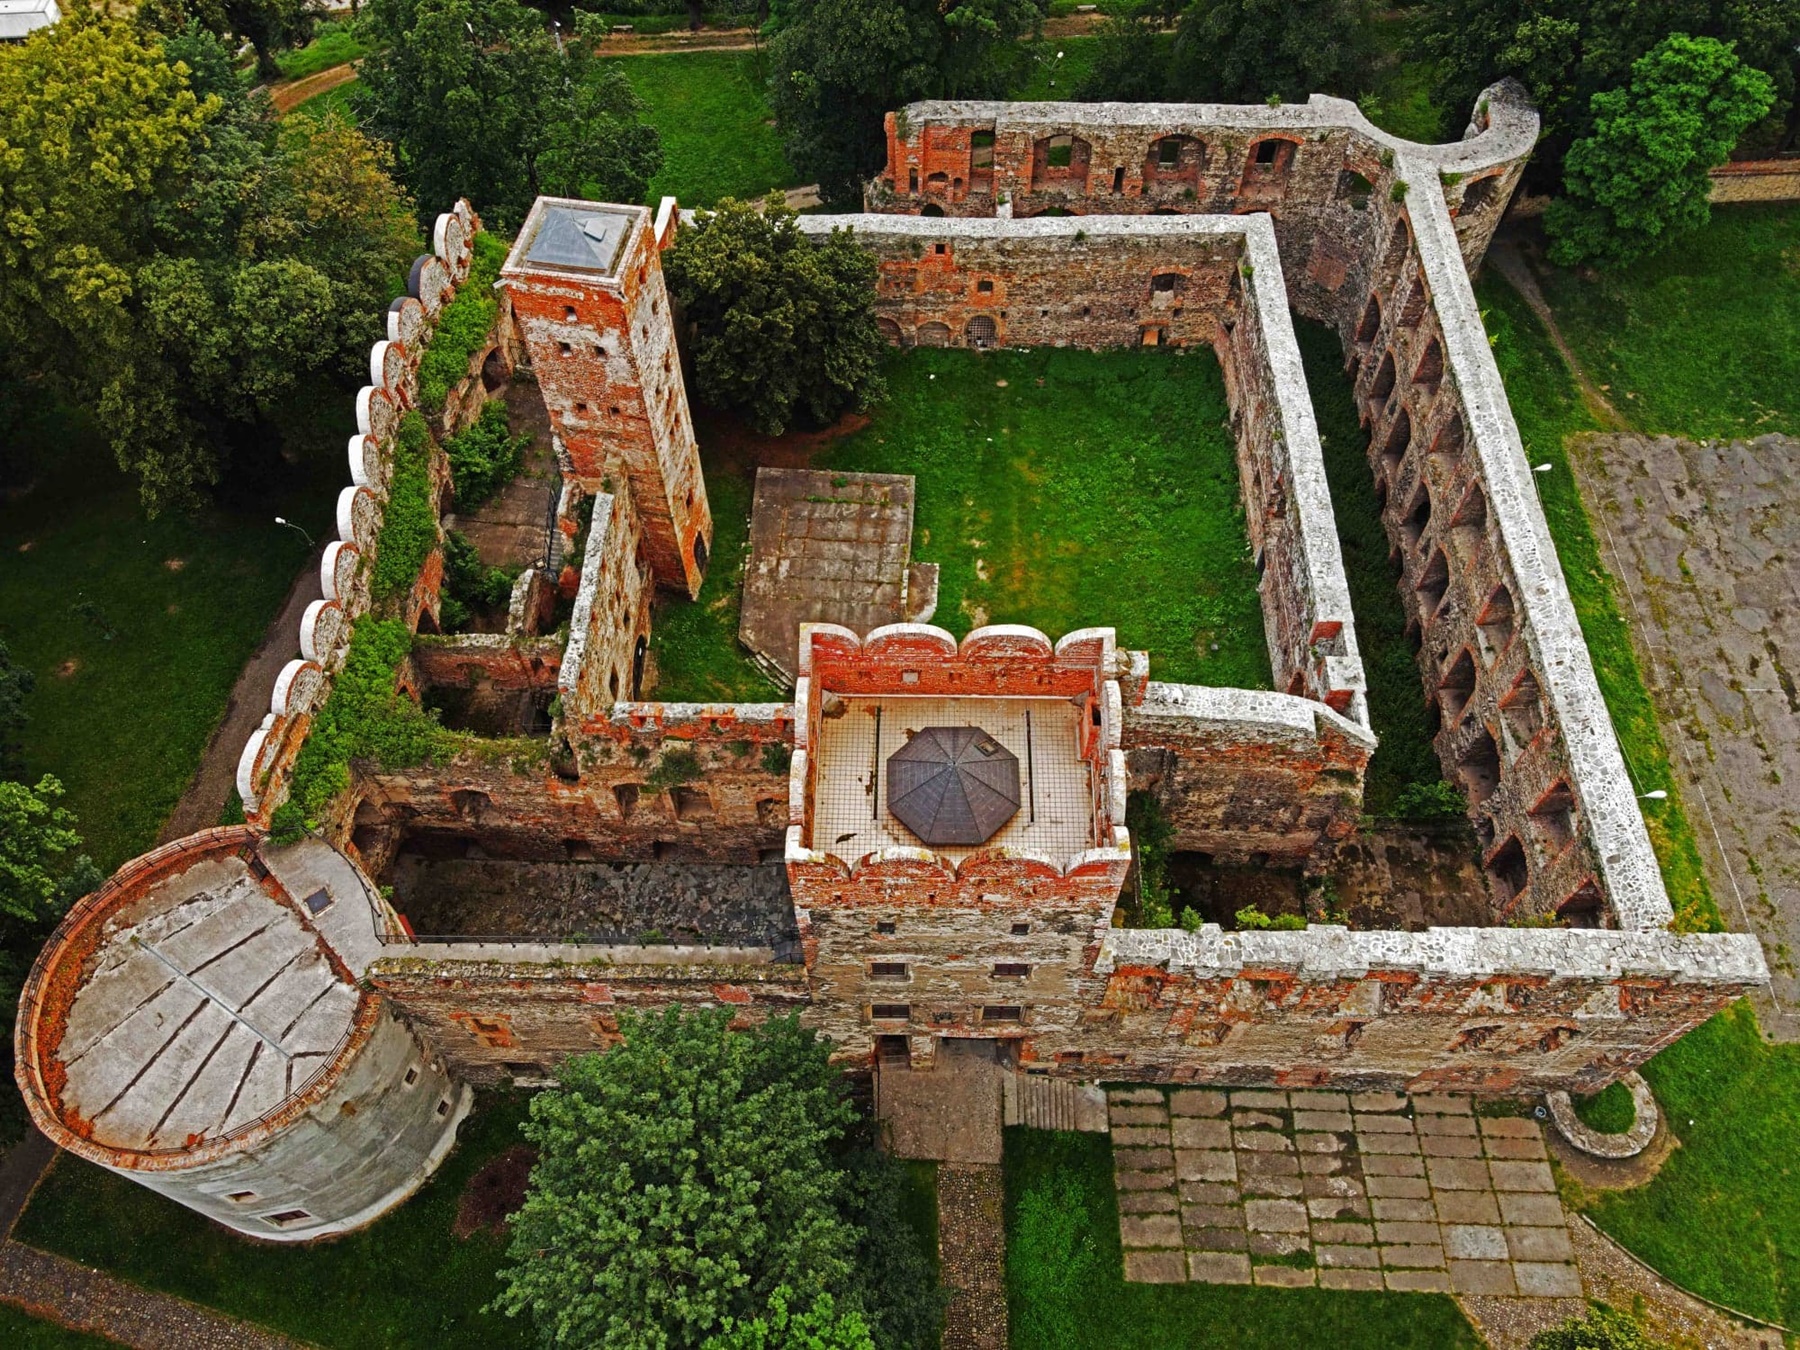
left=1110, top=1091, right=1582, bottom=1301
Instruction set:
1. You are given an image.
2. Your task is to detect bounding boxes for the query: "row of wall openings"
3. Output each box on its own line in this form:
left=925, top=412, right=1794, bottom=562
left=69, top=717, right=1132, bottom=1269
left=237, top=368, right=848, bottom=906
left=869, top=961, right=1033, bottom=980
left=874, top=919, right=1030, bottom=935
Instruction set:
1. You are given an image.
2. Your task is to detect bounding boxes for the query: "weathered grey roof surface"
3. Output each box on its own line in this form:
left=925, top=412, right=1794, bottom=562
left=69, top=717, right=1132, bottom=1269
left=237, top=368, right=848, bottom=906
left=522, top=203, right=633, bottom=274
left=888, top=726, right=1021, bottom=846
left=57, top=854, right=360, bottom=1153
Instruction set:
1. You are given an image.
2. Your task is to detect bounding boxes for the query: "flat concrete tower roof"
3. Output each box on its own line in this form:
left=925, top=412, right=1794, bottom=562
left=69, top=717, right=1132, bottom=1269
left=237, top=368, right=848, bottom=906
left=50, top=846, right=362, bottom=1155
left=514, top=200, right=639, bottom=277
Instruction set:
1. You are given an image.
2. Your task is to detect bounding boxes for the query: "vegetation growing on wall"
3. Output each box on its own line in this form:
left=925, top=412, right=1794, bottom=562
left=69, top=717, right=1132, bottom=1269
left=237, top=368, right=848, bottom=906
left=445, top=399, right=529, bottom=508
left=270, top=618, right=451, bottom=842
left=417, top=232, right=508, bottom=414
left=370, top=412, right=439, bottom=602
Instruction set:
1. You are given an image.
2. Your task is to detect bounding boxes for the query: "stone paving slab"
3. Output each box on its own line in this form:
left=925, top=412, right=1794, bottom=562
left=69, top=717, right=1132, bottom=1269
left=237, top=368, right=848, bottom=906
left=1110, top=1090, right=1582, bottom=1297
left=1568, top=431, right=1800, bottom=1038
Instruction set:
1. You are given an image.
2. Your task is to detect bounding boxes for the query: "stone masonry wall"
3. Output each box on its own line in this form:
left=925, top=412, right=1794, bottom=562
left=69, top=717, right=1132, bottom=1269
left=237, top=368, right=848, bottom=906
left=367, top=955, right=810, bottom=1084
left=558, top=483, right=653, bottom=720
left=1124, top=684, right=1373, bottom=866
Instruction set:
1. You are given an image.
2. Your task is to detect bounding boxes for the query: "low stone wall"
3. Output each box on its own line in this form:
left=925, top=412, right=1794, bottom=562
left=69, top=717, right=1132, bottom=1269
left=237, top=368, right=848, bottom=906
left=1124, top=683, right=1374, bottom=866
left=367, top=953, right=811, bottom=1084
left=558, top=485, right=653, bottom=718
left=1708, top=158, right=1800, bottom=203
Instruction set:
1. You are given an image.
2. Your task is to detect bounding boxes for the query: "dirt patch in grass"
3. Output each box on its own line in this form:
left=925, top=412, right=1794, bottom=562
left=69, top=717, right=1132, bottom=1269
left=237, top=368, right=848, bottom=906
left=453, top=1144, right=536, bottom=1239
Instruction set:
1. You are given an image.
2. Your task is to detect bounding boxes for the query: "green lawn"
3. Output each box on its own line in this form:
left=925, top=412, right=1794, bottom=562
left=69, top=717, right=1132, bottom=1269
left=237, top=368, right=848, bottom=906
left=16, top=1097, right=532, bottom=1350
left=1297, top=321, right=1450, bottom=816
left=1004, top=1128, right=1480, bottom=1349
left=1012, top=36, right=1104, bottom=100
left=291, top=77, right=361, bottom=121
left=274, top=21, right=370, bottom=83
left=1580, top=1005, right=1800, bottom=1327
left=1475, top=271, right=1717, bottom=933
left=620, top=51, right=797, bottom=208
left=0, top=406, right=336, bottom=871
left=657, top=347, right=1267, bottom=697
left=0, top=1306, right=120, bottom=1349
left=820, top=346, right=1269, bottom=687
left=1362, top=17, right=1444, bottom=145
left=1530, top=205, right=1800, bottom=439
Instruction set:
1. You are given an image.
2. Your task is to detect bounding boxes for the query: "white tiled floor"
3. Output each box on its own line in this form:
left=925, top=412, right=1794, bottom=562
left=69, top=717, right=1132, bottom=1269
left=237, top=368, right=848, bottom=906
left=811, top=697, right=1096, bottom=866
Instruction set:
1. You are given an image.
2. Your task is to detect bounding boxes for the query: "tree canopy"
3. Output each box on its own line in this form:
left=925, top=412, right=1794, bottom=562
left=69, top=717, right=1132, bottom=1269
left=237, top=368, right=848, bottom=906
left=142, top=0, right=318, bottom=81
left=0, top=15, right=418, bottom=512
left=767, top=0, right=1045, bottom=208
left=493, top=1007, right=937, bottom=1349
left=1546, top=34, right=1775, bottom=267
left=1418, top=0, right=1800, bottom=181
left=355, top=0, right=662, bottom=229
left=0, top=776, right=100, bottom=927
left=663, top=196, right=887, bottom=436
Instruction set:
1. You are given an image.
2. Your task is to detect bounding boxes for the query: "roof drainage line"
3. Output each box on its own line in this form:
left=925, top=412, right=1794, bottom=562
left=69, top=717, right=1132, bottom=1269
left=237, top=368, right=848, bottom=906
left=131, top=938, right=296, bottom=1062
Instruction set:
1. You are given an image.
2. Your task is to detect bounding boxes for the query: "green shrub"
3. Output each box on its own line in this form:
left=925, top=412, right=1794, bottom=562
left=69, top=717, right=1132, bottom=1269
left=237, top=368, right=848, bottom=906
left=1126, top=790, right=1176, bottom=929
left=270, top=619, right=452, bottom=842
left=416, top=232, right=508, bottom=414
left=444, top=399, right=529, bottom=508
left=1529, top=1304, right=1667, bottom=1350
left=370, top=412, right=438, bottom=601
left=442, top=530, right=516, bottom=615
left=1389, top=780, right=1467, bottom=822
left=644, top=746, right=702, bottom=791
left=1235, top=905, right=1305, bottom=931
left=760, top=741, right=792, bottom=777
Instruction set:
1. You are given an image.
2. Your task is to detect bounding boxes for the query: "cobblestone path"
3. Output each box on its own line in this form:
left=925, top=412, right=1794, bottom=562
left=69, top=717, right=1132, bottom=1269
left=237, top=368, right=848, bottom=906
left=938, top=1163, right=1008, bottom=1350
left=1109, top=1087, right=1583, bottom=1297
left=0, top=1241, right=310, bottom=1349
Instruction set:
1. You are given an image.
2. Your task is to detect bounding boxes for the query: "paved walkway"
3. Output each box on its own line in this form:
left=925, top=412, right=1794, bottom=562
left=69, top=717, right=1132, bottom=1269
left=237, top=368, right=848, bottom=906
left=1569, top=431, right=1800, bottom=1038
left=0, top=1242, right=311, bottom=1349
left=938, top=1164, right=1008, bottom=1350
left=157, top=541, right=323, bottom=844
left=1110, top=1088, right=1582, bottom=1296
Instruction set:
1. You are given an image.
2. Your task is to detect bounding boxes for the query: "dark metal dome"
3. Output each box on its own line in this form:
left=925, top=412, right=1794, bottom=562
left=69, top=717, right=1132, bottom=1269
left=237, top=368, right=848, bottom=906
left=887, top=726, right=1020, bottom=847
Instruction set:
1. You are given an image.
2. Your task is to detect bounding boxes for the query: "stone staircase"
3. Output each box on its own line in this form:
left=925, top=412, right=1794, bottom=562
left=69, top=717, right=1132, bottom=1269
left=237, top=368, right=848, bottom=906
left=1002, top=1072, right=1109, bottom=1133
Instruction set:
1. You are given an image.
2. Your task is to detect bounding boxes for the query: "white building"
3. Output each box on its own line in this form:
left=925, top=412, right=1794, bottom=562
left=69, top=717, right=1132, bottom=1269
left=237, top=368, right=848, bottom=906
left=0, top=0, right=59, bottom=41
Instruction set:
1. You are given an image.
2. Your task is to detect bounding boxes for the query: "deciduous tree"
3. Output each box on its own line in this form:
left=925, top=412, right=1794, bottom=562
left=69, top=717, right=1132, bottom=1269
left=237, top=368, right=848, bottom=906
left=0, top=777, right=101, bottom=926
left=1546, top=35, right=1774, bottom=267
left=355, top=0, right=662, bottom=229
left=664, top=196, right=886, bottom=436
left=767, top=0, right=1045, bottom=208
left=1168, top=0, right=1373, bottom=105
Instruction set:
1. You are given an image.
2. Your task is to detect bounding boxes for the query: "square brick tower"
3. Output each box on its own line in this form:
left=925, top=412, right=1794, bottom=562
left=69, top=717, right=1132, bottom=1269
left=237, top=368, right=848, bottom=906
left=502, top=198, right=711, bottom=598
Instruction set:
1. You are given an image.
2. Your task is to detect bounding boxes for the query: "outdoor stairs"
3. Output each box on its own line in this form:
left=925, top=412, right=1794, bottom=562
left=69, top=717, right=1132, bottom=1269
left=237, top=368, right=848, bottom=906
left=1002, top=1072, right=1109, bottom=1133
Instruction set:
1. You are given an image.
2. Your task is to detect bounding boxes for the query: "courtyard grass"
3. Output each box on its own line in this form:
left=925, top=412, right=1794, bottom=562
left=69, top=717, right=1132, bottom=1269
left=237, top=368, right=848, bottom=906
left=1529, top=205, right=1800, bottom=439
left=1004, top=1128, right=1480, bottom=1349
left=821, top=346, right=1270, bottom=688
left=0, top=406, right=336, bottom=872
left=274, top=21, right=371, bottom=83
left=1475, top=272, right=1718, bottom=933
left=1296, top=320, right=1451, bottom=817
left=619, top=51, right=796, bottom=208
left=291, top=78, right=362, bottom=121
left=15, top=1097, right=533, bottom=1350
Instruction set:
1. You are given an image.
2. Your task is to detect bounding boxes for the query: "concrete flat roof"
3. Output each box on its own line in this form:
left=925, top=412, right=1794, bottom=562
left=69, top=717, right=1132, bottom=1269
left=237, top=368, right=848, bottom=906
left=56, top=852, right=361, bottom=1153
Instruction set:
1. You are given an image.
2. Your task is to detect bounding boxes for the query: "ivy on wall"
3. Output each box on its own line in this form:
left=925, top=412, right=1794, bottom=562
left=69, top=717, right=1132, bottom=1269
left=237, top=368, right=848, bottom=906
left=417, top=232, right=509, bottom=414
left=369, top=412, right=439, bottom=603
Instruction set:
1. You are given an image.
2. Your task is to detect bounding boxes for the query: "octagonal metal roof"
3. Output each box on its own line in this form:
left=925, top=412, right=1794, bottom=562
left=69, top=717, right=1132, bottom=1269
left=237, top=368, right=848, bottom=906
left=887, top=726, right=1021, bottom=847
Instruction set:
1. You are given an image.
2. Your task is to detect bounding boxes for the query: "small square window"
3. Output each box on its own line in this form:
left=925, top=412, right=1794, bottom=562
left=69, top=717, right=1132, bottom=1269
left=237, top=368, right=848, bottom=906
left=982, top=1005, right=1023, bottom=1023
left=876, top=921, right=897, bottom=935
left=871, top=1003, right=911, bottom=1021
left=934, top=243, right=947, bottom=256
left=436, top=1099, right=451, bottom=1117
left=301, top=888, right=333, bottom=917
left=594, top=345, right=606, bottom=358
left=403, top=1066, right=420, bottom=1086
left=576, top=402, right=588, bottom=414
left=1011, top=922, right=1030, bottom=935
left=226, top=1190, right=257, bottom=1203
left=563, top=306, right=577, bottom=321
left=265, top=1209, right=312, bottom=1228
left=994, top=963, right=1030, bottom=978
left=870, top=962, right=909, bottom=981
left=977, top=279, right=994, bottom=294
left=558, top=342, right=572, bottom=356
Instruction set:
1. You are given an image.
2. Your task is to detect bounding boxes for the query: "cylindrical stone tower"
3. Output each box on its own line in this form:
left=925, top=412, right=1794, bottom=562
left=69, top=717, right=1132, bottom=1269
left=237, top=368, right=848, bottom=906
left=14, top=828, right=470, bottom=1242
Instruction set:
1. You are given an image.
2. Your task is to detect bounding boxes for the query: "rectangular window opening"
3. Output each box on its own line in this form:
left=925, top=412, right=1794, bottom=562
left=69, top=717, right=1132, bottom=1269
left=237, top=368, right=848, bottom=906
left=871, top=1003, right=911, bottom=1021
left=982, top=1005, right=1023, bottom=1023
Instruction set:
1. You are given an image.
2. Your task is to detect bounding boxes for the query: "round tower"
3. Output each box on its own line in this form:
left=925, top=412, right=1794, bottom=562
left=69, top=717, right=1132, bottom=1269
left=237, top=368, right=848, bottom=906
left=14, top=828, right=470, bottom=1242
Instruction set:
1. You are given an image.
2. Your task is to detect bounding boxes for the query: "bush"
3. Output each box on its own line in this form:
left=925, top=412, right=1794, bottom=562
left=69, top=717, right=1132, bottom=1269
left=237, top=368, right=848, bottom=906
left=271, top=619, right=451, bottom=841
left=416, top=232, right=507, bottom=413
left=441, top=531, right=517, bottom=626
left=445, top=399, right=530, bottom=508
left=1125, top=790, right=1176, bottom=928
left=370, top=412, right=439, bottom=601
left=1235, top=904, right=1306, bottom=931
left=1529, top=1304, right=1668, bottom=1350
left=1388, top=780, right=1467, bottom=822
left=494, top=1008, right=939, bottom=1350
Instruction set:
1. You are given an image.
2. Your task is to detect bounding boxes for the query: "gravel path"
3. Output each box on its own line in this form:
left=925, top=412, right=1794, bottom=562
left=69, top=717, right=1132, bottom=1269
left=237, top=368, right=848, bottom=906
left=0, top=1242, right=313, bottom=1349
left=938, top=1164, right=1008, bottom=1350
